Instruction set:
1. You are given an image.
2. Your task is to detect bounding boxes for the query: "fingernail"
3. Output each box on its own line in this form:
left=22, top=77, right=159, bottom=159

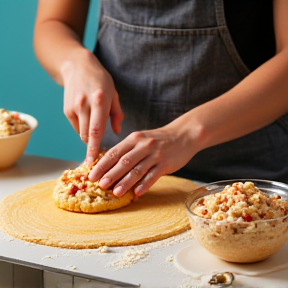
left=88, top=172, right=96, bottom=182
left=114, top=185, right=124, bottom=197
left=86, top=156, right=94, bottom=164
left=135, top=184, right=145, bottom=196
left=99, top=178, right=111, bottom=188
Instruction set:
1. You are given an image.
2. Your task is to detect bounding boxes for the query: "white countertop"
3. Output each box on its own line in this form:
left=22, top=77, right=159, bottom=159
left=0, top=155, right=287, bottom=288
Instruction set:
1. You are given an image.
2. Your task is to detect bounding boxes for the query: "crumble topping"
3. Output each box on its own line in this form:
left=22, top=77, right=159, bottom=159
left=0, top=109, right=30, bottom=137
left=192, top=182, right=288, bottom=222
left=57, top=151, right=114, bottom=201
left=52, top=150, right=134, bottom=213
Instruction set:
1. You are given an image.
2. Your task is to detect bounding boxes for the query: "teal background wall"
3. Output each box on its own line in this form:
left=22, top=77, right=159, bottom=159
left=0, top=0, right=100, bottom=162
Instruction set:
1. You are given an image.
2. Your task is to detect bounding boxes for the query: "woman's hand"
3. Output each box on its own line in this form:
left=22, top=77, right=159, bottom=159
left=34, top=0, right=124, bottom=163
left=88, top=120, right=201, bottom=197
left=61, top=50, right=124, bottom=164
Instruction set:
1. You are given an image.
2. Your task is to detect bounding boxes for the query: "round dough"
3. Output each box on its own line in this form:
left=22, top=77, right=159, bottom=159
left=0, top=176, right=199, bottom=249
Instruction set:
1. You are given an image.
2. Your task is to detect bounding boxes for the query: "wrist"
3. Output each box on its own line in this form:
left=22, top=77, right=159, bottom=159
left=59, top=48, right=98, bottom=84
left=167, top=113, right=208, bottom=156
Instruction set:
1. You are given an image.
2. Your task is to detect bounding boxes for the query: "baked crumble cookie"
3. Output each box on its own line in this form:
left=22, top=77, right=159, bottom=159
left=53, top=151, right=134, bottom=213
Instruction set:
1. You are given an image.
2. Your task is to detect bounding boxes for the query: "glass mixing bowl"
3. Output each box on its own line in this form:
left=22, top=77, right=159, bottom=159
left=185, top=179, right=288, bottom=263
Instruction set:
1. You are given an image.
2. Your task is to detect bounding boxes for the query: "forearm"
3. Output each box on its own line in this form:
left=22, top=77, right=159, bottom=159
left=172, top=49, right=288, bottom=151
left=34, top=20, right=93, bottom=85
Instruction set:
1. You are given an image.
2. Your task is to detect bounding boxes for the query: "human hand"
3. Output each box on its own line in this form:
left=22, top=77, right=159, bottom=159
left=61, top=50, right=124, bottom=164
left=88, top=123, right=199, bottom=197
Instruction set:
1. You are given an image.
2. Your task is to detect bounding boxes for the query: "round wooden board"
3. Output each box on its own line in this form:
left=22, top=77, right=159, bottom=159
left=0, top=175, right=199, bottom=249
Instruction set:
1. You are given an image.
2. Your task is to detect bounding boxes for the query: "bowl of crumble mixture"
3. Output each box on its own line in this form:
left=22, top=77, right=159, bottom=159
left=0, top=109, right=38, bottom=170
left=186, top=180, right=288, bottom=263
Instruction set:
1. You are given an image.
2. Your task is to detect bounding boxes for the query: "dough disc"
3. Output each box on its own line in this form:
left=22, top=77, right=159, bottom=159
left=0, top=175, right=198, bottom=249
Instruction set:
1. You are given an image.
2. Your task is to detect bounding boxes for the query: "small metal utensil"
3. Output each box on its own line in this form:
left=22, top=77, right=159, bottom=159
left=208, top=272, right=234, bottom=287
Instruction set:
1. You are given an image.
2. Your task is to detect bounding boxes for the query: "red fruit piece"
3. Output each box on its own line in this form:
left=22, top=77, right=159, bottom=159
left=202, top=209, right=208, bottom=215
left=13, top=113, right=19, bottom=120
left=259, top=212, right=266, bottom=218
left=75, top=175, right=81, bottom=181
left=69, top=184, right=79, bottom=195
left=242, top=214, right=253, bottom=222
left=197, top=198, right=205, bottom=206
left=82, top=174, right=89, bottom=181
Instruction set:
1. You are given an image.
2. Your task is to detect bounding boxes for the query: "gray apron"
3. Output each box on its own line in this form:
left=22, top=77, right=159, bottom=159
left=94, top=0, right=288, bottom=183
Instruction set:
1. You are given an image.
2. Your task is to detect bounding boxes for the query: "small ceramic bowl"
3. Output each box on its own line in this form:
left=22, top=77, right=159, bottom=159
left=0, top=111, right=38, bottom=170
left=185, top=179, right=288, bottom=263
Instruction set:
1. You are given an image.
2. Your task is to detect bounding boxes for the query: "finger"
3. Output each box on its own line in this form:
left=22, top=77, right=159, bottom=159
left=99, top=148, right=151, bottom=191
left=63, top=104, right=80, bottom=134
left=112, top=155, right=156, bottom=197
left=133, top=166, right=163, bottom=197
left=88, top=145, right=132, bottom=182
left=110, top=91, right=124, bottom=134
left=79, top=108, right=90, bottom=144
left=86, top=90, right=108, bottom=164
left=67, top=111, right=80, bottom=134
left=89, top=131, right=146, bottom=182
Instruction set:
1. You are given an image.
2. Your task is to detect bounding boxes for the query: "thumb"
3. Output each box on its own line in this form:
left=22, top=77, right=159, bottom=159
left=110, top=92, right=124, bottom=134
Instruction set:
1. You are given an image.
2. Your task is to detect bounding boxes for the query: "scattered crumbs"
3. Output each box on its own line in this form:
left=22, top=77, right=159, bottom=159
left=138, top=229, right=194, bottom=252
left=42, top=255, right=51, bottom=259
left=110, top=248, right=149, bottom=268
left=42, top=249, right=100, bottom=261
left=98, top=246, right=109, bottom=253
left=24, top=242, right=36, bottom=246
left=105, top=230, right=195, bottom=270
left=0, top=227, right=15, bottom=242
left=83, top=251, right=92, bottom=257
left=0, top=226, right=195, bottom=273
left=166, top=255, right=173, bottom=263
left=42, top=254, right=58, bottom=260
left=179, top=275, right=210, bottom=288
